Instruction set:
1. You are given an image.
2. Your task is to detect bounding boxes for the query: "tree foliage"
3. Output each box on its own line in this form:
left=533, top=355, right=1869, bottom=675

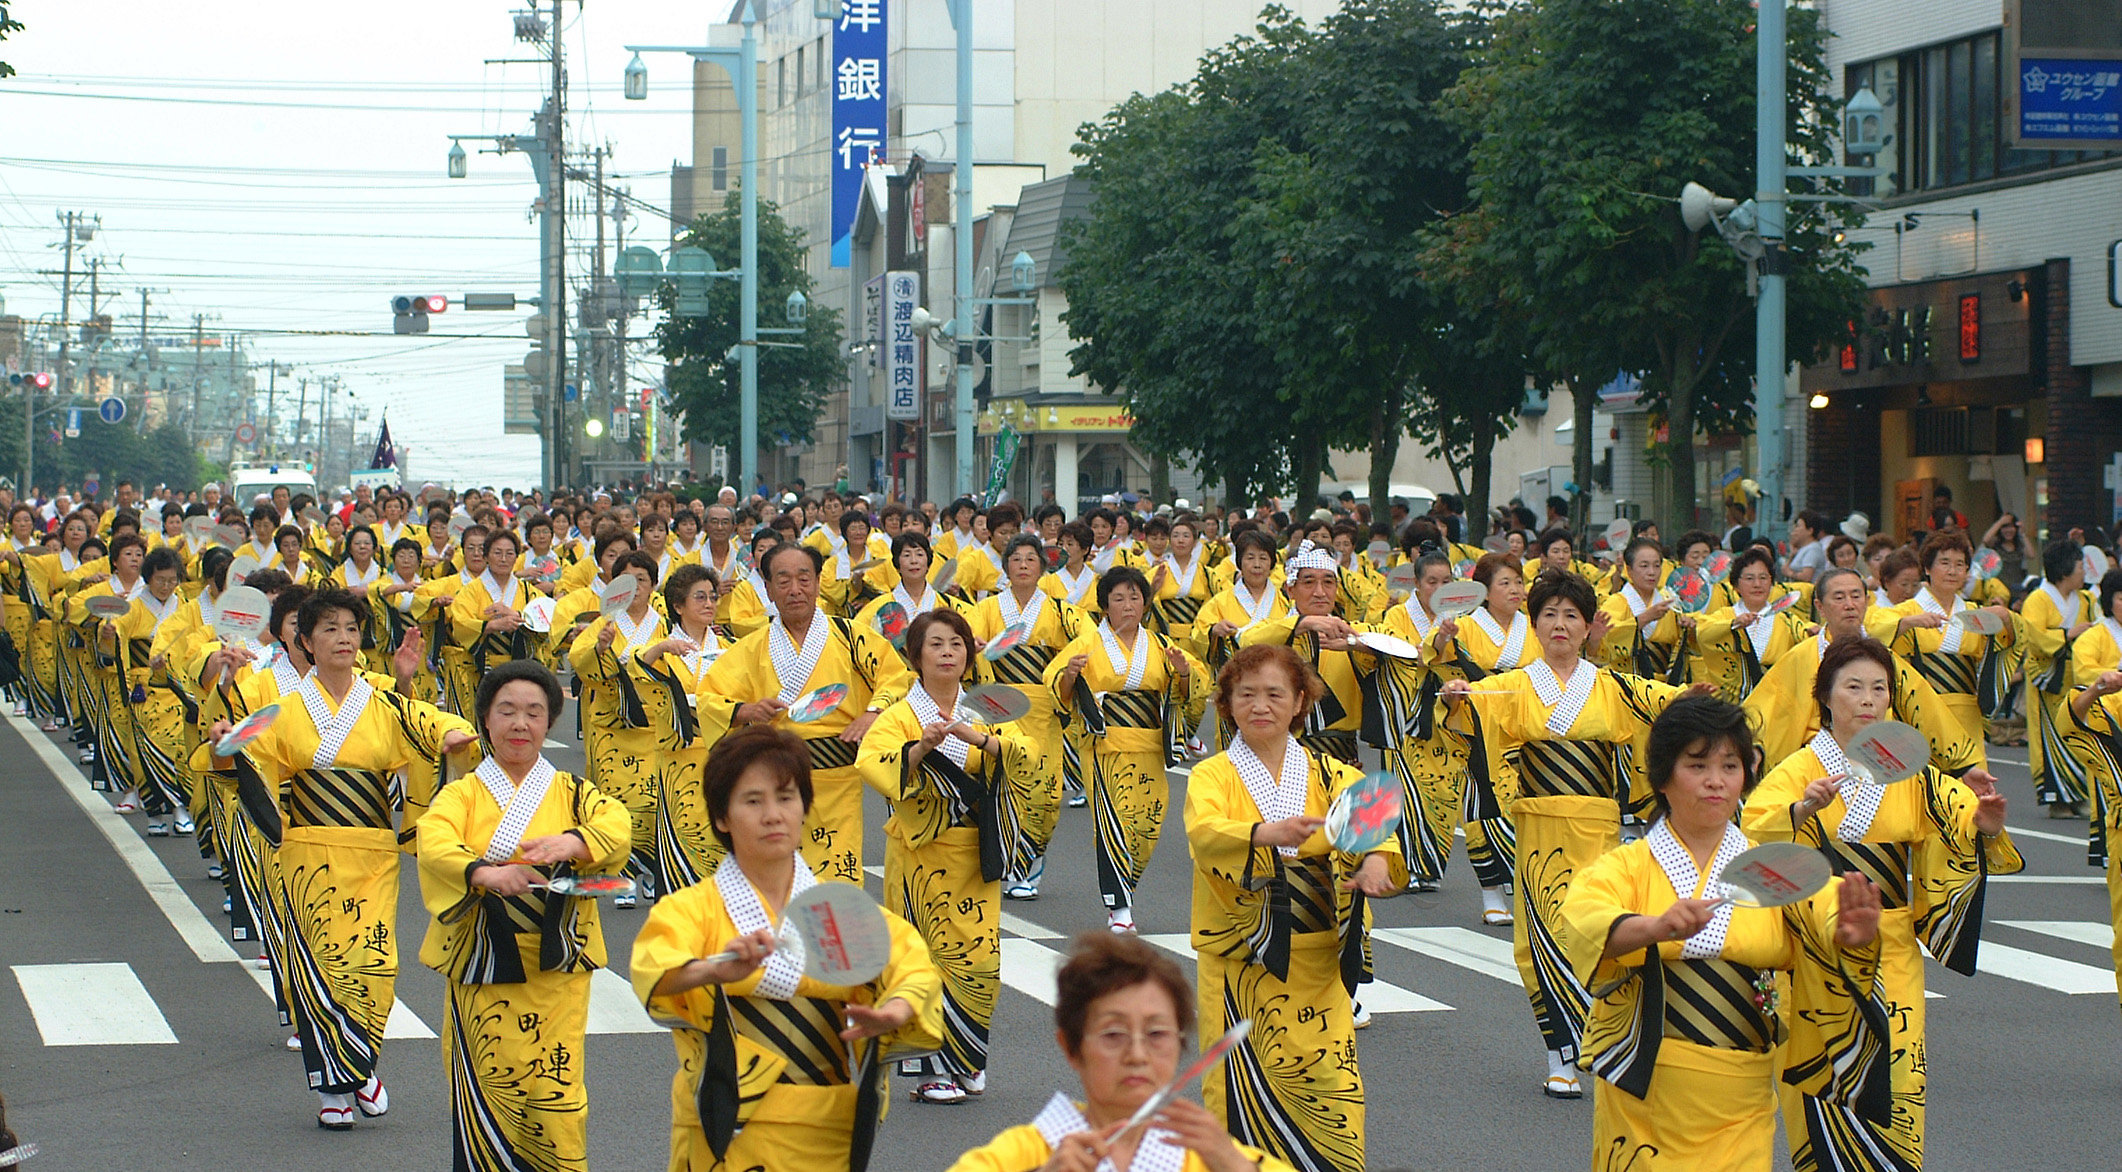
left=654, top=193, right=844, bottom=461
left=0, top=3, right=22, bottom=80
left=1438, top=0, right=1868, bottom=526
left=1062, top=2, right=1483, bottom=507
left=0, top=397, right=216, bottom=494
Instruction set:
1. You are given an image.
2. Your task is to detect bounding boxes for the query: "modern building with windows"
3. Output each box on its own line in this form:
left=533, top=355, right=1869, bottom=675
left=1800, top=0, right=2122, bottom=543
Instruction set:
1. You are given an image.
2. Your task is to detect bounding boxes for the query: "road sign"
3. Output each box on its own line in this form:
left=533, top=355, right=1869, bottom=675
left=98, top=397, right=125, bottom=424
left=2006, top=1, right=2122, bottom=149
left=461, top=293, right=518, bottom=311
left=65, top=408, right=81, bottom=439
left=234, top=422, right=258, bottom=445
left=563, top=383, right=579, bottom=403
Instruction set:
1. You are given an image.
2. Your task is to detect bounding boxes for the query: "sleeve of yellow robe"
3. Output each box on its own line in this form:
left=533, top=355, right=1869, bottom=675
left=2073, top=623, right=2122, bottom=688
left=414, top=766, right=633, bottom=974
left=944, top=1122, right=1298, bottom=1172
left=856, top=700, right=1051, bottom=865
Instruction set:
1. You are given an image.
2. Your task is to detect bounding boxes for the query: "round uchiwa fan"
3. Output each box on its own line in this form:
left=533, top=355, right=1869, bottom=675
left=962, top=683, right=1033, bottom=724
left=1712, top=841, right=1833, bottom=909
left=787, top=682, right=849, bottom=724
left=873, top=600, right=911, bottom=648
left=1971, top=547, right=2002, bottom=581
left=1666, top=567, right=1714, bottom=614
left=980, top=621, right=1031, bottom=662
left=1325, top=771, right=1404, bottom=854
left=1843, top=719, right=1930, bottom=786
left=537, top=874, right=637, bottom=899
left=1703, top=550, right=1733, bottom=583
left=1431, top=580, right=1485, bottom=620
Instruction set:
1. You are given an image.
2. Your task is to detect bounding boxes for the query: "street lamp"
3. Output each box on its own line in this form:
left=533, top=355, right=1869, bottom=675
left=1010, top=251, right=1037, bottom=295
left=625, top=3, right=761, bottom=494
left=447, top=141, right=467, bottom=179
left=785, top=290, right=808, bottom=327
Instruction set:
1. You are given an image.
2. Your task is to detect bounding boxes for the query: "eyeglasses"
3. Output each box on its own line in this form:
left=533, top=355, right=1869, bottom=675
left=1087, top=1025, right=1182, bottom=1057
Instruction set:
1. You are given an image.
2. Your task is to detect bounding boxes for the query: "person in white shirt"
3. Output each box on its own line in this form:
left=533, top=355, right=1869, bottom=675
left=1783, top=509, right=1832, bottom=582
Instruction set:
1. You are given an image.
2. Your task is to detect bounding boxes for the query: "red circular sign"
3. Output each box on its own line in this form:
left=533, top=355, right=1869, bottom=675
left=235, top=422, right=257, bottom=444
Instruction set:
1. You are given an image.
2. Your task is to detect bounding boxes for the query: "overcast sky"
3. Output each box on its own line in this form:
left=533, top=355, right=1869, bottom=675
left=0, top=1, right=723, bottom=490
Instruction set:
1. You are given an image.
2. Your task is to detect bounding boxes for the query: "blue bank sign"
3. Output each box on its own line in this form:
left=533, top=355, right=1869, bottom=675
left=830, top=0, right=887, bottom=268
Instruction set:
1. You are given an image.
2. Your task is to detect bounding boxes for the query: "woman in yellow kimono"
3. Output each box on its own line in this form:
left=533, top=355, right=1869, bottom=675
left=1443, top=569, right=1710, bottom=1099
left=858, top=608, right=1051, bottom=1103
left=1565, top=695, right=1885, bottom=1172
left=1743, top=636, right=2022, bottom=1171
left=1045, top=566, right=1211, bottom=933
left=1193, top=529, right=1288, bottom=678
left=73, top=533, right=148, bottom=806
left=1437, top=551, right=1539, bottom=921
left=633, top=725, right=943, bottom=1172
left=1379, top=548, right=1501, bottom=912
left=854, top=531, right=970, bottom=660
left=2022, top=541, right=2096, bottom=819
left=369, top=538, right=443, bottom=703
left=2072, top=568, right=2122, bottom=687
left=216, top=586, right=479, bottom=1130
left=16, top=513, right=93, bottom=733
left=948, top=935, right=1297, bottom=1172
left=569, top=551, right=666, bottom=906
left=968, top=534, right=1083, bottom=901
left=1, top=505, right=49, bottom=720
left=328, top=528, right=387, bottom=672
left=1186, top=643, right=1402, bottom=1172
left=819, top=509, right=885, bottom=618
left=449, top=527, right=547, bottom=703
left=416, top=660, right=632, bottom=1172
left=1595, top=538, right=1682, bottom=681
left=1879, top=530, right=2017, bottom=767
left=1042, top=521, right=1105, bottom=808
left=106, top=548, right=194, bottom=841
left=2063, top=664, right=2122, bottom=1023
left=633, top=564, right=736, bottom=891
left=269, top=524, right=324, bottom=586
left=547, top=531, right=638, bottom=674
left=1676, top=546, right=1812, bottom=704
left=1147, top=513, right=1220, bottom=645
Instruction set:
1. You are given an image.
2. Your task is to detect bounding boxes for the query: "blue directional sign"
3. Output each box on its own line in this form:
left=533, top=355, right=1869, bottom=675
left=2018, top=57, right=2122, bottom=145
left=563, top=382, right=579, bottom=403
left=98, top=396, right=125, bottom=424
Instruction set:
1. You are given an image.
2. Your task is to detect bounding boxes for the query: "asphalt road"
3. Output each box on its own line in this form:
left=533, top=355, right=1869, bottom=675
left=3, top=711, right=2118, bottom=1171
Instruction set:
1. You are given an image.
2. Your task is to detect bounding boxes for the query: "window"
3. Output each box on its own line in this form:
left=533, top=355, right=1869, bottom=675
left=795, top=45, right=806, bottom=97
left=777, top=57, right=786, bottom=107
left=1847, top=29, right=2112, bottom=195
left=712, top=146, right=728, bottom=192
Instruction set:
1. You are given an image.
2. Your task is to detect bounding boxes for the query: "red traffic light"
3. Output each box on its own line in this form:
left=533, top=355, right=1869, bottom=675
left=29, top=372, right=53, bottom=390
left=391, top=295, right=448, bottom=314
left=422, top=295, right=449, bottom=314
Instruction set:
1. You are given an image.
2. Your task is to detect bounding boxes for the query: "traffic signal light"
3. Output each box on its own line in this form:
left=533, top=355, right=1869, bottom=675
left=391, top=294, right=448, bottom=334
left=9, top=371, right=55, bottom=391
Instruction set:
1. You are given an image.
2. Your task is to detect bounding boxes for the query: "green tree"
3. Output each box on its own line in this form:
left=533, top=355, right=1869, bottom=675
left=1440, top=0, right=1867, bottom=529
left=1063, top=2, right=1479, bottom=509
left=653, top=194, right=844, bottom=466
left=0, top=3, right=22, bottom=80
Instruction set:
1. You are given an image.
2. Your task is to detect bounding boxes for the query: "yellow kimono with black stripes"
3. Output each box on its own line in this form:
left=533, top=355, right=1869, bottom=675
left=968, top=591, right=1085, bottom=864
left=239, top=682, right=477, bottom=1096
left=946, top=1116, right=1294, bottom=1172
left=72, top=580, right=145, bottom=794
left=151, top=589, right=224, bottom=856
left=110, top=597, right=193, bottom=827
left=1147, top=555, right=1223, bottom=645
left=1746, top=749, right=2023, bottom=1172
left=1451, top=666, right=1684, bottom=1061
left=1379, top=601, right=1492, bottom=888
left=1595, top=587, right=1683, bottom=682
left=571, top=613, right=669, bottom=890
left=1184, top=749, right=1405, bottom=1172
left=858, top=700, right=1050, bottom=1078
left=1883, top=590, right=2017, bottom=768
left=416, top=764, right=631, bottom=1172
left=631, top=872, right=944, bottom=1172
left=630, top=636, right=738, bottom=893
left=448, top=575, right=550, bottom=703
left=1566, top=842, right=1887, bottom=1172
left=1041, top=628, right=1210, bottom=910
left=2056, top=690, right=2122, bottom=1020
left=1686, top=606, right=1809, bottom=704
left=1236, top=615, right=1379, bottom=766
left=698, top=617, right=913, bottom=883
left=2022, top=585, right=2095, bottom=811
left=1743, top=633, right=1983, bottom=778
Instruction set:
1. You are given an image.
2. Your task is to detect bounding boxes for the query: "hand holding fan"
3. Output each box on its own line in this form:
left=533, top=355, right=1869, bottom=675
left=931, top=557, right=960, bottom=595
left=1325, top=771, right=1403, bottom=854
left=184, top=516, right=215, bottom=546
left=522, top=595, right=557, bottom=634
left=86, top=594, right=131, bottom=620
left=1762, top=590, right=1800, bottom=617
left=1665, top=568, right=1713, bottom=614
left=1950, top=607, right=2007, bottom=636
left=698, top=882, right=892, bottom=986
left=215, top=702, right=283, bottom=756
left=1843, top=720, right=1929, bottom=786
left=1384, top=564, right=1417, bottom=603
left=1603, top=518, right=1632, bottom=553
left=212, top=585, right=272, bottom=648
left=787, top=682, right=849, bottom=724
left=0, top=1140, right=38, bottom=1167
left=596, top=573, right=638, bottom=617
left=1352, top=630, right=1424, bottom=660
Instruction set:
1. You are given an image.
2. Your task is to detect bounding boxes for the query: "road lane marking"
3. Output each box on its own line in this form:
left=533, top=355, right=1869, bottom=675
left=1134, top=933, right=1450, bottom=1013
left=1372, top=926, right=1520, bottom=984
left=543, top=738, right=569, bottom=749
left=586, top=968, right=661, bottom=1033
left=1988, top=875, right=2106, bottom=885
left=1987, top=754, right=2028, bottom=768
left=4, top=712, right=240, bottom=965
left=1000, top=938, right=1062, bottom=1006
left=999, top=912, right=1061, bottom=940
left=1974, top=943, right=2113, bottom=994
left=2005, top=824, right=2092, bottom=846
left=1999, top=920, right=2116, bottom=950
left=12, top=963, right=178, bottom=1046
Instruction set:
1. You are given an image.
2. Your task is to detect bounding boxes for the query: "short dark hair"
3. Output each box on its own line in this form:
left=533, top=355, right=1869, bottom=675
left=475, top=659, right=566, bottom=730
left=1527, top=568, right=1598, bottom=624
left=1622, top=536, right=1663, bottom=566
left=296, top=586, right=370, bottom=643
left=1232, top=529, right=1278, bottom=562
left=760, top=541, right=823, bottom=578
left=1918, top=529, right=1973, bottom=571
left=142, top=547, right=186, bottom=581
left=986, top=502, right=1024, bottom=531
left=1053, top=931, right=1196, bottom=1059
left=1813, top=637, right=1896, bottom=727
left=1729, top=546, right=1776, bottom=584
left=109, top=532, right=147, bottom=561
left=2043, top=538, right=2082, bottom=584
left=702, top=726, right=814, bottom=848
left=2100, top=569, right=2122, bottom=621
left=268, top=583, right=312, bottom=644
left=663, top=563, right=716, bottom=616
left=201, top=546, right=235, bottom=591
left=1674, top=529, right=1717, bottom=560
left=890, top=531, right=932, bottom=568
left=1536, top=527, right=1574, bottom=557
left=1059, top=520, right=1096, bottom=552
left=1098, top=565, right=1152, bottom=612
left=1879, top=547, right=1920, bottom=585
left=1002, top=533, right=1045, bottom=569
left=594, top=530, right=637, bottom=564
left=1645, top=695, right=1758, bottom=818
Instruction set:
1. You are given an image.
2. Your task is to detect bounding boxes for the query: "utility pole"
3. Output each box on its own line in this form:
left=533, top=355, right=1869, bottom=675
left=189, top=313, right=205, bottom=448
left=1754, top=0, right=1789, bottom=527
left=543, top=0, right=569, bottom=492
left=294, top=377, right=310, bottom=466
left=264, top=362, right=281, bottom=459
left=948, top=0, right=977, bottom=498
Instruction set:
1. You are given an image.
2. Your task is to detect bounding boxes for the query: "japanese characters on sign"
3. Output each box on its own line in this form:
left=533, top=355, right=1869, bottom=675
left=2019, top=58, right=2122, bottom=144
left=831, top=0, right=888, bottom=267
left=884, top=271, right=921, bottom=421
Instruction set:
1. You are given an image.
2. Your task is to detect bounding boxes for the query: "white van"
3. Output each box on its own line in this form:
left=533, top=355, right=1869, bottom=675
left=228, top=461, right=319, bottom=508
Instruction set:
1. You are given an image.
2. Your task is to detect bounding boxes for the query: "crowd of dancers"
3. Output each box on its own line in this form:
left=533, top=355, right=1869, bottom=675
left=4, top=478, right=2116, bottom=1171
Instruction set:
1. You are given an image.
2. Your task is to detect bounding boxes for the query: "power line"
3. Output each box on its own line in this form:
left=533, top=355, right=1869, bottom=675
left=0, top=85, right=687, bottom=115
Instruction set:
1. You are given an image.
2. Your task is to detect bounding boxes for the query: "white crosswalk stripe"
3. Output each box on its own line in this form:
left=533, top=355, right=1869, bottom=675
left=12, top=962, right=179, bottom=1046
left=238, top=959, right=656, bottom=1038
left=1974, top=943, right=2116, bottom=995
left=999, top=937, right=1063, bottom=1006
left=1132, top=933, right=1451, bottom=1013
left=1372, top=926, right=1518, bottom=984
left=1999, top=919, right=2116, bottom=950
